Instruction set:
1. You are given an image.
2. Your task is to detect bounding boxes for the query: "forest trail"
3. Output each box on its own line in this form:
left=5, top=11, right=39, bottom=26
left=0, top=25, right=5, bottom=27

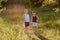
left=0, top=4, right=48, bottom=40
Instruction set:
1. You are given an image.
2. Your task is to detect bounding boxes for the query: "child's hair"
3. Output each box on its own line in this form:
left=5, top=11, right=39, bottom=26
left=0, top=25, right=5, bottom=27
left=32, top=10, right=36, bottom=13
left=32, top=11, right=36, bottom=14
left=24, top=9, right=28, bottom=13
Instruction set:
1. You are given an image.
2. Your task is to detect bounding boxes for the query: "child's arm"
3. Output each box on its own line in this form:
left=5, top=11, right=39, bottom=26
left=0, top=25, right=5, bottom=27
left=37, top=16, right=39, bottom=22
left=30, top=16, right=32, bottom=24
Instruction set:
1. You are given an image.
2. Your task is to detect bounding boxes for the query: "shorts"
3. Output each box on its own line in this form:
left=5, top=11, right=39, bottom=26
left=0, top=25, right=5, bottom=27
left=25, top=22, right=29, bottom=27
left=32, top=22, right=37, bottom=27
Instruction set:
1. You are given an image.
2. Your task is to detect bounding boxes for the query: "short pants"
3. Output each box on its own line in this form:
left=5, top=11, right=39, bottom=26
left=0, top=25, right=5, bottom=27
left=25, top=22, right=29, bottom=27
left=32, top=22, right=37, bottom=27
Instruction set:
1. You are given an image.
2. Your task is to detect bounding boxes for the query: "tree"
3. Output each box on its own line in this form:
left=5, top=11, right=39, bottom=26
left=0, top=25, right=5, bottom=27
left=30, top=0, right=45, bottom=8
left=0, top=0, right=58, bottom=8
left=0, top=0, right=8, bottom=9
left=57, top=0, right=60, bottom=7
left=30, top=0, right=57, bottom=8
left=41, top=0, right=57, bottom=8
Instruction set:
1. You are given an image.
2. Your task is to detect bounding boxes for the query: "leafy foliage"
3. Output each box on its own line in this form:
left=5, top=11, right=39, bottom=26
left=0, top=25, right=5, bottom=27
left=0, top=0, right=8, bottom=8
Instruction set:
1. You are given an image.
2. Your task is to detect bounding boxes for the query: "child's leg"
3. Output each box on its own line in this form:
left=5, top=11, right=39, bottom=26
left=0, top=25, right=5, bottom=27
left=32, top=27, right=35, bottom=32
left=33, top=26, right=38, bottom=33
left=33, top=27, right=37, bottom=32
left=35, top=27, right=38, bottom=32
left=32, top=22, right=38, bottom=32
left=25, top=26, right=28, bottom=32
left=25, top=22, right=29, bottom=33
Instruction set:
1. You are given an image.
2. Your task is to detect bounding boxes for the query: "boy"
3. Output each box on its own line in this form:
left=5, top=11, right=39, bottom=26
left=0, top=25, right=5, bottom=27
left=31, top=11, right=39, bottom=33
left=23, top=9, right=30, bottom=33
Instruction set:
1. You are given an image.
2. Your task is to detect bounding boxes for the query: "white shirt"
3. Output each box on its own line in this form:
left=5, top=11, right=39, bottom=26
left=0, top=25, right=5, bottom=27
left=24, top=13, right=30, bottom=22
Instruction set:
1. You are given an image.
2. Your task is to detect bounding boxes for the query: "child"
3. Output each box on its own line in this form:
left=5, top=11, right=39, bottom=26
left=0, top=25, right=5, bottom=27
left=23, top=9, right=30, bottom=33
left=31, top=11, right=39, bottom=33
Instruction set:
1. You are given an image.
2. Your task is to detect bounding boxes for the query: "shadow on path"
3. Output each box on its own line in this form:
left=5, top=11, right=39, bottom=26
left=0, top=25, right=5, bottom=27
left=25, top=31, right=48, bottom=40
left=34, top=32, right=48, bottom=40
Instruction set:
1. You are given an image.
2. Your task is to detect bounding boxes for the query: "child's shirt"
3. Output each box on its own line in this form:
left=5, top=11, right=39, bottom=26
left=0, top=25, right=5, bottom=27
left=32, top=16, right=37, bottom=22
left=24, top=13, right=30, bottom=22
